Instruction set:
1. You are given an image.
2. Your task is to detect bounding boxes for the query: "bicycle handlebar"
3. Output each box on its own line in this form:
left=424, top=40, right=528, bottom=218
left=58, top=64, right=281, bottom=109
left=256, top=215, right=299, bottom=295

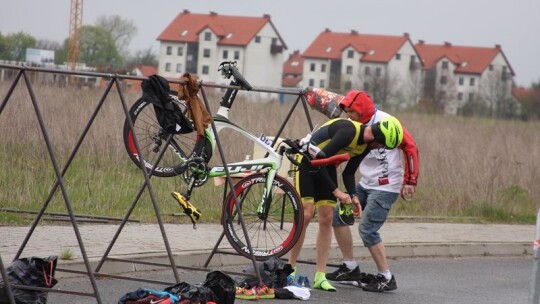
left=218, top=61, right=252, bottom=91
left=310, top=153, right=350, bottom=166
left=281, top=138, right=350, bottom=167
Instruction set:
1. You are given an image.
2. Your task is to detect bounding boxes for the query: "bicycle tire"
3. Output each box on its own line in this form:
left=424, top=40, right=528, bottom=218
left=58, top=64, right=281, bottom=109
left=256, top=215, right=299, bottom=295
left=123, top=97, right=207, bottom=177
left=222, top=173, right=304, bottom=261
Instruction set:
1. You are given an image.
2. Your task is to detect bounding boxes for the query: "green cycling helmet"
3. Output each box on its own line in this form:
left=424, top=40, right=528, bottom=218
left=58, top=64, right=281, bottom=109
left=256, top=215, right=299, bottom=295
left=371, top=116, right=403, bottom=149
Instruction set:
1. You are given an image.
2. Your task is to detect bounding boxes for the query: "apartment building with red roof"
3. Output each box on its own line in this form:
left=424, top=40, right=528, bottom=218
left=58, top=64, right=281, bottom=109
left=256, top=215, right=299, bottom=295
left=156, top=10, right=287, bottom=93
left=282, top=50, right=303, bottom=87
left=300, top=29, right=423, bottom=109
left=415, top=41, right=518, bottom=115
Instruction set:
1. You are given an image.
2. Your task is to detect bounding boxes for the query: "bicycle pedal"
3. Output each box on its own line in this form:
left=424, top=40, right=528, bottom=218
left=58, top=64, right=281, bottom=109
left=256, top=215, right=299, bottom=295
left=171, top=191, right=202, bottom=227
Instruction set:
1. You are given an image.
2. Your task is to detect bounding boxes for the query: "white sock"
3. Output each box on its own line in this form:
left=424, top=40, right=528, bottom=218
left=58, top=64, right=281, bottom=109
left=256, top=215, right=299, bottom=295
left=379, top=270, right=392, bottom=281
left=343, top=259, right=357, bottom=270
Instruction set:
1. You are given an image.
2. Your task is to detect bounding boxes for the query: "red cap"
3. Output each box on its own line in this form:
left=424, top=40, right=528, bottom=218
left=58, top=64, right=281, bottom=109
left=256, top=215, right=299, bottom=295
left=339, top=90, right=375, bottom=124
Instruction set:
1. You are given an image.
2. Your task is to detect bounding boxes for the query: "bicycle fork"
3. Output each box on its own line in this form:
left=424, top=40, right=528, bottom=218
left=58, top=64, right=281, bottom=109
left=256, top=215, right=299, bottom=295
left=256, top=169, right=278, bottom=228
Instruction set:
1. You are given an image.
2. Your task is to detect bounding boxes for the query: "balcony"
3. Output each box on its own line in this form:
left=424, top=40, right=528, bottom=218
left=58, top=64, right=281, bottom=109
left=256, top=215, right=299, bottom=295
left=270, top=44, right=284, bottom=54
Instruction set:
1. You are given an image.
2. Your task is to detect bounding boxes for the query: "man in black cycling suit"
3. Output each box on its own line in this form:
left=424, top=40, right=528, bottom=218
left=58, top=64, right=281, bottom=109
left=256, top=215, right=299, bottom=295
left=288, top=114, right=403, bottom=292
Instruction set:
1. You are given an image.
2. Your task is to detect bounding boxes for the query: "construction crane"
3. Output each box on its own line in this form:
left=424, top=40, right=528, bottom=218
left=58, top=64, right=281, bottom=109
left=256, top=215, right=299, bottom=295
left=67, top=0, right=83, bottom=72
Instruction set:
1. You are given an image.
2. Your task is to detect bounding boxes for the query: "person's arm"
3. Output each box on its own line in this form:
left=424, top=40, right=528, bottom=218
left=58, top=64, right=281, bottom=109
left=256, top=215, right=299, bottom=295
left=399, top=126, right=419, bottom=186
left=399, top=125, right=419, bottom=200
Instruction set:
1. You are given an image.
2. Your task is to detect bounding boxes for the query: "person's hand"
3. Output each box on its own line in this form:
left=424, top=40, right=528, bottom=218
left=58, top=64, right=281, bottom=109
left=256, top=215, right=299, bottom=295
left=401, top=185, right=416, bottom=202
left=333, top=189, right=351, bottom=204
left=352, top=195, right=362, bottom=217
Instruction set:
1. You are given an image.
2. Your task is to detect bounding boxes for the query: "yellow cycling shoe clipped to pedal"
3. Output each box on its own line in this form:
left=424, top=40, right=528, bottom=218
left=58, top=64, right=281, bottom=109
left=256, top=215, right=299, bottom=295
left=171, top=191, right=201, bottom=229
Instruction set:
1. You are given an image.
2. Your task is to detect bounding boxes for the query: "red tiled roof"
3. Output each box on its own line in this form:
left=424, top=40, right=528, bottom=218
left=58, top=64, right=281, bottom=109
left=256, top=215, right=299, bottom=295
left=512, top=87, right=539, bottom=99
left=283, top=50, right=303, bottom=75
left=137, top=65, right=158, bottom=77
left=157, top=10, right=287, bottom=48
left=302, top=29, right=410, bottom=63
left=415, top=42, right=515, bottom=76
left=282, top=75, right=302, bottom=87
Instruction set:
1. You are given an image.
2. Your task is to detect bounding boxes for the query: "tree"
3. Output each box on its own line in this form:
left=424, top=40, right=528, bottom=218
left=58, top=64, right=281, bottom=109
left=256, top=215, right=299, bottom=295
left=124, top=47, right=158, bottom=70
left=0, top=32, right=36, bottom=61
left=360, top=65, right=397, bottom=109
left=95, top=15, right=137, bottom=57
left=79, top=25, right=122, bottom=68
left=480, top=71, right=518, bottom=119
left=36, top=39, right=61, bottom=51
left=515, top=80, right=540, bottom=120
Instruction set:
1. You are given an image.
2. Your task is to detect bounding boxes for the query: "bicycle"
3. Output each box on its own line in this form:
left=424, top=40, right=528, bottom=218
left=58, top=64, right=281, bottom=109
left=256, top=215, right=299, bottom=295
left=123, top=61, right=347, bottom=260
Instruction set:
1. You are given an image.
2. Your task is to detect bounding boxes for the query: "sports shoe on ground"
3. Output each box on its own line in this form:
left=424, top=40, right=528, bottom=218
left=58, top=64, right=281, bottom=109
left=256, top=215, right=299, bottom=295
left=256, top=284, right=275, bottom=299
left=313, top=273, right=336, bottom=292
left=326, top=263, right=361, bottom=283
left=236, top=284, right=259, bottom=300
left=337, top=201, right=355, bottom=225
left=361, top=274, right=397, bottom=292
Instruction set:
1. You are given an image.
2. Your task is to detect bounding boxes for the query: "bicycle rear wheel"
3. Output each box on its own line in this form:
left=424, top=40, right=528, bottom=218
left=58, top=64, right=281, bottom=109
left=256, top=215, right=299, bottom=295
left=123, top=97, right=206, bottom=177
left=222, top=173, right=304, bottom=261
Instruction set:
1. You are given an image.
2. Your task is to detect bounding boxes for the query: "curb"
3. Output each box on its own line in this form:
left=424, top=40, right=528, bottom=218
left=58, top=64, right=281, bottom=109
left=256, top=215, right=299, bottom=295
left=54, top=242, right=531, bottom=279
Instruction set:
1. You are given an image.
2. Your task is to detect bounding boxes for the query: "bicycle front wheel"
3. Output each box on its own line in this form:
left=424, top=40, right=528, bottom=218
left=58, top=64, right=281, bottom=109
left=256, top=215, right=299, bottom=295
left=222, top=173, right=304, bottom=261
left=123, top=97, right=206, bottom=177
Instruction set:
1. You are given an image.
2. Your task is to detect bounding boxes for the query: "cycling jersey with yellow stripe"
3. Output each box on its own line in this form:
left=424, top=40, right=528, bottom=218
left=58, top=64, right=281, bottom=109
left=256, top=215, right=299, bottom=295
left=294, top=118, right=370, bottom=207
left=311, top=118, right=368, bottom=157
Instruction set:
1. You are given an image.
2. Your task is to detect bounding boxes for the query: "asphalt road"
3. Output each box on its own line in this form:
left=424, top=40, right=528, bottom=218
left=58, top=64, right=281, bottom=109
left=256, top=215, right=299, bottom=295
left=45, top=256, right=532, bottom=304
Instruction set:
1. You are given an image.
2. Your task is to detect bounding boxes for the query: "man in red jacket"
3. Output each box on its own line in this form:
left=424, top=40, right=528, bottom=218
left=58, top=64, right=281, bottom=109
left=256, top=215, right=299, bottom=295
left=326, top=90, right=419, bottom=292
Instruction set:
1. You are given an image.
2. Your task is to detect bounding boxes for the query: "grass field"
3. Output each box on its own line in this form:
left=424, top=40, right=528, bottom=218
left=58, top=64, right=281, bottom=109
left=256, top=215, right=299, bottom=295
left=1, top=81, right=539, bottom=225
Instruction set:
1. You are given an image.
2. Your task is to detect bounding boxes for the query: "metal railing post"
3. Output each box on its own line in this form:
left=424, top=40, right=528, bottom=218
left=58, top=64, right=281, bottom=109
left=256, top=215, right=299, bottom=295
left=531, top=209, right=540, bottom=304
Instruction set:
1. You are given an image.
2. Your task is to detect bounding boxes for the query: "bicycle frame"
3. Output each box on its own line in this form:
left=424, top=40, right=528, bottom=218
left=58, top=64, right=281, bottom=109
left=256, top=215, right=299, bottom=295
left=189, top=104, right=286, bottom=216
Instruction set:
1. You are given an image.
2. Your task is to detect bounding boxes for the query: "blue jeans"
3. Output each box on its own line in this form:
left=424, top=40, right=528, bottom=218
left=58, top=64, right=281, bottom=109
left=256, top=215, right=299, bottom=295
left=332, top=184, right=399, bottom=247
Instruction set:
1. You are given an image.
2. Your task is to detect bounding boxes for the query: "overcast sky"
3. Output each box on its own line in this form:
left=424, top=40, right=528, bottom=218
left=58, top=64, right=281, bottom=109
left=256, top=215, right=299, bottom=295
left=2, top=0, right=539, bottom=87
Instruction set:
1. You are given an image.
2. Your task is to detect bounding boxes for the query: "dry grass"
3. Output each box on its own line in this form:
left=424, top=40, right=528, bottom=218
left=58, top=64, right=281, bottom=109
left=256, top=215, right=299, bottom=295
left=1, top=79, right=539, bottom=224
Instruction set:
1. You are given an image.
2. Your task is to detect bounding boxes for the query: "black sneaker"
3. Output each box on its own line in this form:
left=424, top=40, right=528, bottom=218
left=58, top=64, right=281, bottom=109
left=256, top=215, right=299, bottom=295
left=359, top=272, right=378, bottom=286
left=326, top=263, right=361, bottom=285
left=361, top=274, right=397, bottom=292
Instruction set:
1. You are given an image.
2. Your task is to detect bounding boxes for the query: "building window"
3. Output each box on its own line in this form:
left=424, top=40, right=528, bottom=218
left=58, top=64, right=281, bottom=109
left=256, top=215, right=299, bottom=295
left=376, top=67, right=381, bottom=77
left=320, top=79, right=325, bottom=87
left=223, top=50, right=228, bottom=59
left=234, top=51, right=240, bottom=60
left=165, top=62, right=171, bottom=72
left=271, top=37, right=277, bottom=45
left=166, top=46, right=172, bottom=55
left=321, top=64, right=326, bottom=73
left=470, top=78, right=475, bottom=86
left=177, top=47, right=184, bottom=56
left=203, top=49, right=210, bottom=58
left=176, top=63, right=182, bottom=72
left=396, top=53, right=401, bottom=60
left=310, top=63, right=316, bottom=72
left=347, top=50, right=354, bottom=58
left=469, top=93, right=474, bottom=101
left=458, top=92, right=463, bottom=101
left=204, top=32, right=211, bottom=41
left=309, top=79, right=314, bottom=86
left=459, top=77, right=464, bottom=85
left=489, top=64, right=494, bottom=71
left=346, top=65, right=353, bottom=74
left=439, top=91, right=446, bottom=99
left=365, top=67, right=370, bottom=75
left=440, top=76, right=447, bottom=84
left=202, top=65, right=209, bottom=75
left=344, top=81, right=352, bottom=90
left=442, top=61, right=448, bottom=69
left=255, top=36, right=261, bottom=43
left=363, top=82, right=370, bottom=91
